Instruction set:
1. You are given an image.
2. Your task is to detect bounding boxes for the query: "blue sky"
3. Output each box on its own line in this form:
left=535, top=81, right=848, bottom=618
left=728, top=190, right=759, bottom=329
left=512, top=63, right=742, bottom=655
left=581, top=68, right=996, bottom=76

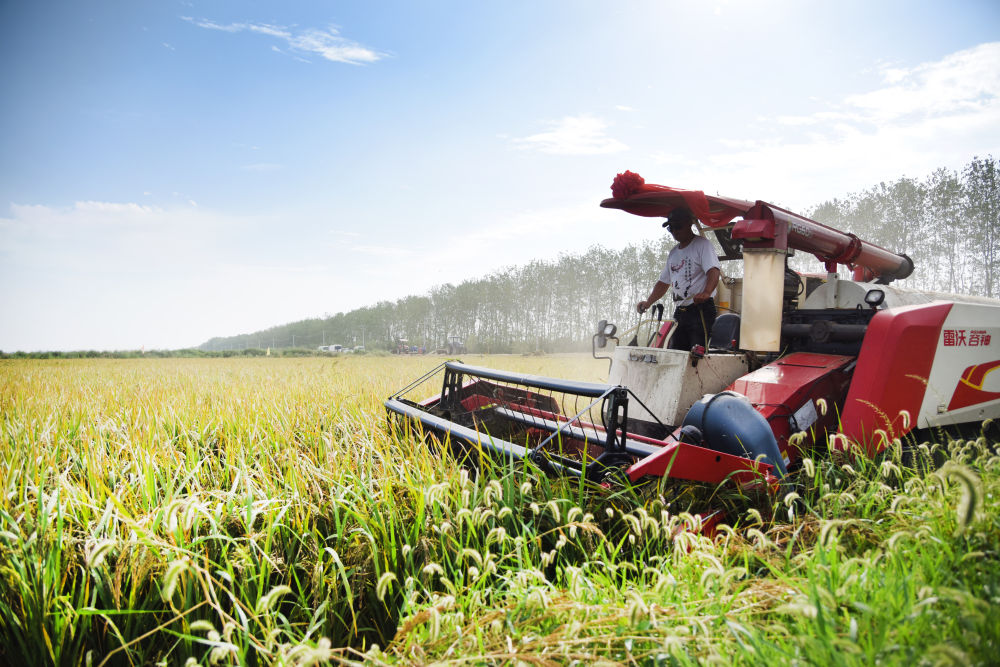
left=1, top=0, right=998, bottom=351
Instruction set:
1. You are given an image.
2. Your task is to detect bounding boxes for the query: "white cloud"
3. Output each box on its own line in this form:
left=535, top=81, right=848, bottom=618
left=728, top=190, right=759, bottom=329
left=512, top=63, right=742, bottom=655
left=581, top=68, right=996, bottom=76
left=513, top=115, right=629, bottom=155
left=879, top=66, right=909, bottom=85
left=768, top=43, right=999, bottom=130
left=0, top=201, right=350, bottom=350
left=681, top=42, right=1000, bottom=209
left=181, top=17, right=384, bottom=65
left=0, top=200, right=225, bottom=266
left=848, top=43, right=1000, bottom=123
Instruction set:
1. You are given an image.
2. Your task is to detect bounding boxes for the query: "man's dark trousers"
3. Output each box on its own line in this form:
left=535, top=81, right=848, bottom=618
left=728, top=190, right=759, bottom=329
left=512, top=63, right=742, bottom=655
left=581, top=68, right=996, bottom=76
left=668, top=300, right=717, bottom=351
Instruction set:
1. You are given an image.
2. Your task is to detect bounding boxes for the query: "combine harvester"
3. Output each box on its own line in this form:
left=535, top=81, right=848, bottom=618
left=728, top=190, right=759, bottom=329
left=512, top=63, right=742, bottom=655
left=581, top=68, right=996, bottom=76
left=386, top=173, right=1000, bottom=490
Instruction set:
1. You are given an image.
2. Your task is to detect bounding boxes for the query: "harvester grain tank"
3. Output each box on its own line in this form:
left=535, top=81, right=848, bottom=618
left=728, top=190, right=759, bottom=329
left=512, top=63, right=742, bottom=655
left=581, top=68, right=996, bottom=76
left=386, top=172, right=1000, bottom=489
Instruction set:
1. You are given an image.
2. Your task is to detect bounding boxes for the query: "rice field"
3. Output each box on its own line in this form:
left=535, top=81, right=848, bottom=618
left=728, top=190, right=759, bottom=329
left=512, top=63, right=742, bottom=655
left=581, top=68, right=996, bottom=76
left=1, top=355, right=998, bottom=666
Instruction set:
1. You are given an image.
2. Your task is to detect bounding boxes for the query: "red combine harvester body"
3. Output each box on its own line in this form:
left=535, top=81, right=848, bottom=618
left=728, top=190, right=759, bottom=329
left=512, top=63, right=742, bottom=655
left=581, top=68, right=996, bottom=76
left=386, top=174, right=1000, bottom=489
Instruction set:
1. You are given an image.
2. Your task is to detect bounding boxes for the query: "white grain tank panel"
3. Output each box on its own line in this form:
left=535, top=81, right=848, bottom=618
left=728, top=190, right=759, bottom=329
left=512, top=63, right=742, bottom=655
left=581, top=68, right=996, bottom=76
left=608, top=346, right=749, bottom=426
left=740, top=250, right=785, bottom=351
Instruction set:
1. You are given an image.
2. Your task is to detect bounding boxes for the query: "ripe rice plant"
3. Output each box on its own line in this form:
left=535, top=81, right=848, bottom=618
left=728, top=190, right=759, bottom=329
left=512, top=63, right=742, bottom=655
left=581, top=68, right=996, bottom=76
left=1, top=355, right=998, bottom=665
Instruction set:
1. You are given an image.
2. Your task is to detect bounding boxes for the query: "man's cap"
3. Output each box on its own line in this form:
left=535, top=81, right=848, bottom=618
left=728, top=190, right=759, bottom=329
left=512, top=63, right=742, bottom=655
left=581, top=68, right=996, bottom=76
left=663, top=207, right=695, bottom=229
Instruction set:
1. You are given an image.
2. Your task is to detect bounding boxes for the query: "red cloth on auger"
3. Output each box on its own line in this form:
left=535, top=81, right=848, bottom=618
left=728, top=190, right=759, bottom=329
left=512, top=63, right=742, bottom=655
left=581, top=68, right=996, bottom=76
left=607, top=171, right=748, bottom=228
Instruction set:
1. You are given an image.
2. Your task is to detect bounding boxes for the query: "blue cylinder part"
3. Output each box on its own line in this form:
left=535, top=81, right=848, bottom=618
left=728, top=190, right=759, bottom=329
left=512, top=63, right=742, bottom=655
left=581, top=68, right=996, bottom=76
left=682, top=391, right=788, bottom=477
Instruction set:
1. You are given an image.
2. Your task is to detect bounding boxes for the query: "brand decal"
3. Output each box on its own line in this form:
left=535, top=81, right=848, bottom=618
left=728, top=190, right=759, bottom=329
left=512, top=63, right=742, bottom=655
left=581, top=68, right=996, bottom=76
left=790, top=221, right=813, bottom=238
left=943, top=329, right=992, bottom=347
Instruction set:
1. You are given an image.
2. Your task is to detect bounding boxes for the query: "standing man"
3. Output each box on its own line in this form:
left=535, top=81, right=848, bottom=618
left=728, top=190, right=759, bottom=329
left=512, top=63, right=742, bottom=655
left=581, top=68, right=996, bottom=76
left=636, top=207, right=721, bottom=350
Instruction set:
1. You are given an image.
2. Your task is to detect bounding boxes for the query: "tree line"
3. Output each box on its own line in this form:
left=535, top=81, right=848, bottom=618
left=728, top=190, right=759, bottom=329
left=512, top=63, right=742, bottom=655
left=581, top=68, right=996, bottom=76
left=202, top=156, right=998, bottom=354
left=808, top=155, right=999, bottom=297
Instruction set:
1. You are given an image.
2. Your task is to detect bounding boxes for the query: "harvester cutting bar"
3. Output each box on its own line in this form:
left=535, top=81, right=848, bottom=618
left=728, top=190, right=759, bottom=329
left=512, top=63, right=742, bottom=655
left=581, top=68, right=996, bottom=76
left=385, top=396, right=531, bottom=463
left=386, top=361, right=640, bottom=480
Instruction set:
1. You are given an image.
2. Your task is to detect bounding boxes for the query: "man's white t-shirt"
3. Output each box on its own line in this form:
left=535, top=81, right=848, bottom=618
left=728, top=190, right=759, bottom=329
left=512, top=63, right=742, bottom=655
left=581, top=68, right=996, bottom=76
left=658, top=235, right=721, bottom=307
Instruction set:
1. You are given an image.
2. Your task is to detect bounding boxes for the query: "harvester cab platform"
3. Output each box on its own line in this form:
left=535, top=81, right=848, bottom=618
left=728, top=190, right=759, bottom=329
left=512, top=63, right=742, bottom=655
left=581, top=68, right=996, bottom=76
left=386, top=172, right=1000, bottom=490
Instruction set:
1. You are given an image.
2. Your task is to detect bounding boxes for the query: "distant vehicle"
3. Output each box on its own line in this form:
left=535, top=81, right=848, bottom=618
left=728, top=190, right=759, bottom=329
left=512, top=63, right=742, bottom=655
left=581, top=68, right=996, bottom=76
left=354, top=345, right=366, bottom=353
left=447, top=336, right=467, bottom=355
left=433, top=336, right=467, bottom=355
left=394, top=339, right=427, bottom=355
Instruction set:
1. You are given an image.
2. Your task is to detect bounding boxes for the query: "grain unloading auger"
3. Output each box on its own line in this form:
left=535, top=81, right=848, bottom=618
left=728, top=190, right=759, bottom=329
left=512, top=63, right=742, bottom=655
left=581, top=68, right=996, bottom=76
left=386, top=172, right=1000, bottom=491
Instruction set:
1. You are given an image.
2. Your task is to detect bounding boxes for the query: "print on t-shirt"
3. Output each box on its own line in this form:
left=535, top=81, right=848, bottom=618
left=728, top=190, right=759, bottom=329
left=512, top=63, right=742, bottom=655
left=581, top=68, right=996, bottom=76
left=670, top=258, right=691, bottom=300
